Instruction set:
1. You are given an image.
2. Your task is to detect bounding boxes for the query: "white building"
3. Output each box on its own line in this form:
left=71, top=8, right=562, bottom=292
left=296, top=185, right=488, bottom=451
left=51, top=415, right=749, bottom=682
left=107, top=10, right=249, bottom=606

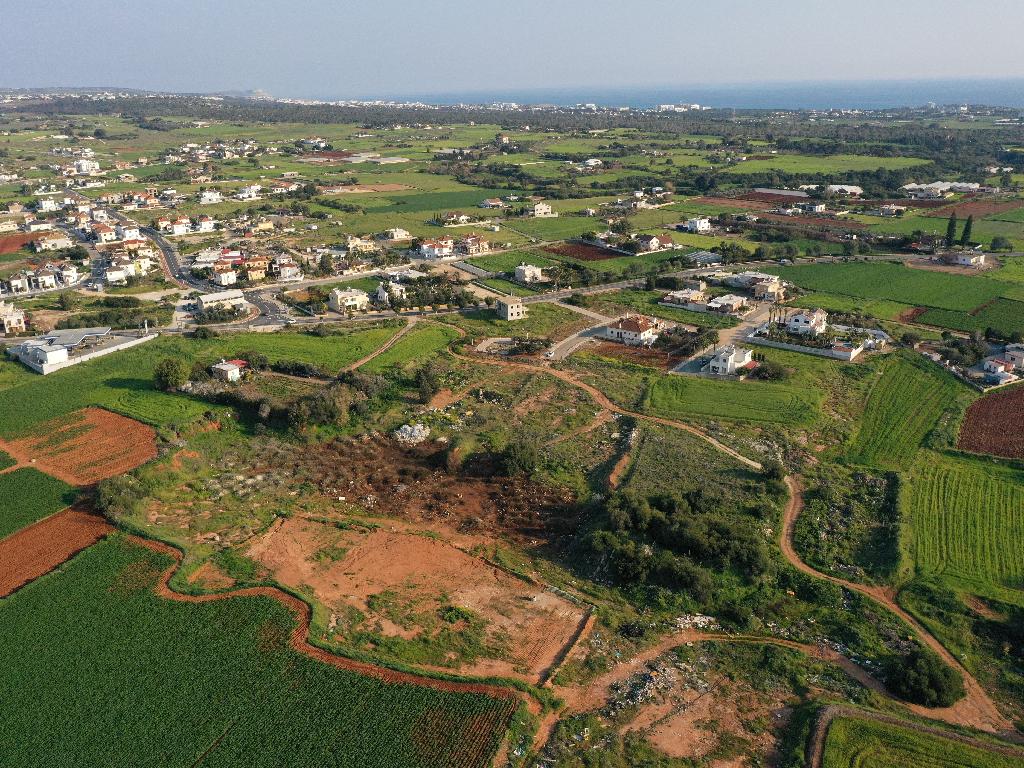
left=707, top=345, right=753, bottom=376
left=602, top=315, right=660, bottom=346
left=73, top=158, right=101, bottom=176
left=235, top=184, right=262, bottom=201
left=328, top=287, right=370, bottom=312
left=786, top=308, right=828, bottom=336
left=199, top=189, right=223, bottom=205
left=197, top=289, right=247, bottom=312
left=532, top=202, right=558, bottom=218
left=0, top=301, right=26, bottom=334
left=684, top=216, right=712, bottom=233
left=419, top=237, right=454, bottom=259
left=514, top=263, right=545, bottom=283
left=33, top=232, right=73, bottom=252
left=211, top=360, right=245, bottom=383
left=496, top=297, right=527, bottom=321
left=376, top=281, right=407, bottom=304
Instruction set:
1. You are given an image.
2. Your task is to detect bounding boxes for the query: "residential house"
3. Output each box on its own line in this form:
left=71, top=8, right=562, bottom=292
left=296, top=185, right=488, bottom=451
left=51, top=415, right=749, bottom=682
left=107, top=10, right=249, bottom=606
left=684, top=217, right=712, bottom=233
left=442, top=211, right=473, bottom=225
left=345, top=235, right=378, bottom=254
left=271, top=256, right=302, bottom=281
left=211, top=359, right=247, bottom=383
left=5, top=273, right=31, bottom=294
left=213, top=265, right=237, bottom=286
left=376, top=281, right=407, bottom=304
left=92, top=223, right=117, bottom=243
left=235, top=184, right=262, bottom=201
left=635, top=234, right=671, bottom=252
left=943, top=252, right=986, bottom=268
left=198, top=189, right=223, bottom=205
left=0, top=300, right=26, bottom=334
left=419, top=237, right=455, bottom=259
left=532, top=202, right=557, bottom=218
left=73, top=158, right=100, bottom=176
left=602, top=315, right=660, bottom=346
left=662, top=288, right=706, bottom=307
left=196, top=215, right=216, bottom=233
left=117, top=223, right=141, bottom=241
left=514, top=263, right=545, bottom=284
left=707, top=345, right=754, bottom=375
left=328, top=287, right=370, bottom=313
left=707, top=294, right=749, bottom=314
left=25, top=220, right=55, bottom=233
left=34, top=232, right=73, bottom=252
left=479, top=198, right=507, bottom=209
left=496, top=297, right=527, bottom=321
left=786, top=308, right=828, bottom=336
left=382, top=227, right=412, bottom=242
left=1003, top=344, right=1024, bottom=370
left=29, top=268, right=58, bottom=291
left=37, top=197, right=59, bottom=213
left=242, top=257, right=269, bottom=282
left=458, top=235, right=490, bottom=255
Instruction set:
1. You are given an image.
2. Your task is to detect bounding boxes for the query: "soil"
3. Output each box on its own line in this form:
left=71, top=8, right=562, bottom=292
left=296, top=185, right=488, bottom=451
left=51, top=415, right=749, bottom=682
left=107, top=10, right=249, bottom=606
left=760, top=212, right=868, bottom=230
left=692, top=196, right=774, bottom=211
left=542, top=242, right=623, bottom=262
left=0, top=507, right=113, bottom=597
left=924, top=199, right=1024, bottom=218
left=897, top=306, right=929, bottom=323
left=0, top=233, right=41, bottom=254
left=0, top=407, right=157, bottom=485
left=247, top=516, right=587, bottom=684
left=957, top=386, right=1024, bottom=460
left=591, top=341, right=684, bottom=371
left=905, top=257, right=997, bottom=274
left=186, top=560, right=236, bottom=591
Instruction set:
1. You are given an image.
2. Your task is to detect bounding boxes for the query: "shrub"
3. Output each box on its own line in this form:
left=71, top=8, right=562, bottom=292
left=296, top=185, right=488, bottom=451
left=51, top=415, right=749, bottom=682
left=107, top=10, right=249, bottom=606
left=153, top=358, right=189, bottom=391
left=885, top=648, right=965, bottom=707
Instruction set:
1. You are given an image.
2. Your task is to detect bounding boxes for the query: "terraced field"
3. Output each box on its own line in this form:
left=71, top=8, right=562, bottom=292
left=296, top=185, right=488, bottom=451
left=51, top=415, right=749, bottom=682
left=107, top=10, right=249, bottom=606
left=904, top=451, right=1024, bottom=599
left=847, top=355, right=963, bottom=470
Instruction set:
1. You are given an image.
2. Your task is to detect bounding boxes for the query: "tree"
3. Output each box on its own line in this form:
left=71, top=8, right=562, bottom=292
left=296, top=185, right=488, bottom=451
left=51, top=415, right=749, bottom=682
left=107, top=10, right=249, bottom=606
left=57, top=291, right=80, bottom=311
left=885, top=648, right=965, bottom=707
left=990, top=235, right=1013, bottom=252
left=945, top=213, right=958, bottom=247
left=501, top=440, right=539, bottom=476
left=153, top=357, right=189, bottom=391
left=959, top=214, right=973, bottom=246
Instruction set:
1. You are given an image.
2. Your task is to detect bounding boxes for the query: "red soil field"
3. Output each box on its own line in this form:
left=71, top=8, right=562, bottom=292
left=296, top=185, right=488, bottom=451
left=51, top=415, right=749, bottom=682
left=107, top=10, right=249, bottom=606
left=691, top=196, right=774, bottom=211
left=958, top=385, right=1024, bottom=460
left=0, top=233, right=40, bottom=255
left=0, top=407, right=157, bottom=485
left=0, top=508, right=113, bottom=597
left=924, top=199, right=1024, bottom=218
left=737, top=191, right=812, bottom=205
left=760, top=213, right=868, bottom=229
left=542, top=241, right=623, bottom=262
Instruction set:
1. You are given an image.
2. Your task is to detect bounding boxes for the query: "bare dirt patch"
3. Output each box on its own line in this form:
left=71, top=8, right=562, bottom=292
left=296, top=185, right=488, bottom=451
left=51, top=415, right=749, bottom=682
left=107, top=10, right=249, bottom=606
left=924, top=199, right=1024, bottom=218
left=760, top=212, right=867, bottom=230
left=692, top=196, right=774, bottom=211
left=958, top=385, right=1024, bottom=460
left=0, top=233, right=40, bottom=254
left=248, top=516, right=587, bottom=683
left=187, top=560, right=237, bottom=591
left=542, top=241, right=623, bottom=262
left=905, top=257, right=997, bottom=275
left=0, top=507, right=113, bottom=597
left=897, top=306, right=929, bottom=323
left=321, top=183, right=413, bottom=193
left=0, top=407, right=158, bottom=485
left=591, top=341, right=685, bottom=371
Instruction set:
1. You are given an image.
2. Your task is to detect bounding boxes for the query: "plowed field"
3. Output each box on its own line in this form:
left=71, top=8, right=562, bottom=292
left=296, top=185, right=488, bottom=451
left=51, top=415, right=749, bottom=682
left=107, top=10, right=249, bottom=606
left=958, top=385, right=1024, bottom=459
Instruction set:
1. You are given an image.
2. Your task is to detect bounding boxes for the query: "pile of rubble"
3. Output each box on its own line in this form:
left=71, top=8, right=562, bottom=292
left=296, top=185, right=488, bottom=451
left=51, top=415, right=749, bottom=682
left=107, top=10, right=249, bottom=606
left=393, top=423, right=430, bottom=444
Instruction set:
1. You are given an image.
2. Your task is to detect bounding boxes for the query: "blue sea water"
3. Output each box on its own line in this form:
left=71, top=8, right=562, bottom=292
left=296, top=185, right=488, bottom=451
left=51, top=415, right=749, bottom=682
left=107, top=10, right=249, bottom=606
left=383, top=79, right=1024, bottom=110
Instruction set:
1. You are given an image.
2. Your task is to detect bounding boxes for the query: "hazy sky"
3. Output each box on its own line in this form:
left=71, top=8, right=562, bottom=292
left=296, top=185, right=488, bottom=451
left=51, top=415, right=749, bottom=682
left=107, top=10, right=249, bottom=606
left=3, top=0, right=1024, bottom=99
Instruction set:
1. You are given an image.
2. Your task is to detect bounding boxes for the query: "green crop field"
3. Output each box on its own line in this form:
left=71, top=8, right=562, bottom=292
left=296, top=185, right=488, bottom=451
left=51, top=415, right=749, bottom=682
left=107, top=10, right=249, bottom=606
left=443, top=303, right=586, bottom=341
left=0, top=468, right=78, bottom=539
left=916, top=298, right=1024, bottom=337
left=646, top=373, right=821, bottom=425
left=0, top=536, right=514, bottom=767
left=359, top=324, right=458, bottom=373
left=0, top=449, right=14, bottom=471
left=904, top=451, right=1024, bottom=599
left=0, top=329, right=401, bottom=437
left=847, top=355, right=963, bottom=470
left=822, top=715, right=1020, bottom=768
left=465, top=250, right=560, bottom=273
left=477, top=277, right=540, bottom=296
left=575, top=289, right=737, bottom=328
left=788, top=292, right=914, bottom=321
left=765, top=262, right=1019, bottom=311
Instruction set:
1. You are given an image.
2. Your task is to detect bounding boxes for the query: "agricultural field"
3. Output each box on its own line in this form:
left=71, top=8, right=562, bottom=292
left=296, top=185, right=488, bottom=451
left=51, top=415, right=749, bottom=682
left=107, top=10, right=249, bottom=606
left=787, top=291, right=914, bottom=321
left=903, top=451, right=1024, bottom=600
left=442, top=302, right=588, bottom=342
left=359, top=324, right=459, bottom=373
left=0, top=468, right=77, bottom=539
left=822, top=715, right=1021, bottom=768
left=0, top=536, right=516, bottom=768
left=958, top=384, right=1024, bottom=459
left=570, top=288, right=738, bottom=328
left=722, top=153, right=931, bottom=175
left=915, top=298, right=1024, bottom=337
left=464, top=250, right=560, bottom=274
left=846, top=355, right=964, bottom=470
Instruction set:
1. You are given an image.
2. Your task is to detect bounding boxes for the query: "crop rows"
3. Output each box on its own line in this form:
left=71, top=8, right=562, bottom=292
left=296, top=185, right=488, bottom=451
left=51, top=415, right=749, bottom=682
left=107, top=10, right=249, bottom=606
left=0, top=537, right=515, bottom=767
left=958, top=384, right=1024, bottom=459
left=906, top=453, right=1024, bottom=591
left=847, top=355, right=960, bottom=469
left=0, top=468, right=77, bottom=539
left=646, top=374, right=820, bottom=425
left=917, top=298, right=1024, bottom=337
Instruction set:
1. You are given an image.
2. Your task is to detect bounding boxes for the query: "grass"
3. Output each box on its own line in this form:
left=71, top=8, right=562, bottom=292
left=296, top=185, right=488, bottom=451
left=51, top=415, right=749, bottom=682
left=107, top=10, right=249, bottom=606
left=574, top=288, right=738, bottom=328
left=904, top=451, right=1024, bottom=600
left=722, top=153, right=931, bottom=175
left=465, top=250, right=560, bottom=273
left=0, top=535, right=515, bottom=768
left=765, top=262, right=1019, bottom=312
left=645, top=370, right=821, bottom=425
left=822, top=715, right=1020, bottom=768
left=0, top=449, right=13, bottom=471
left=443, top=303, right=587, bottom=342
left=359, top=324, right=459, bottom=373
left=478, top=277, right=540, bottom=296
left=0, top=468, right=78, bottom=538
left=846, top=354, right=964, bottom=470
left=0, top=328, right=402, bottom=437
left=788, top=291, right=913, bottom=321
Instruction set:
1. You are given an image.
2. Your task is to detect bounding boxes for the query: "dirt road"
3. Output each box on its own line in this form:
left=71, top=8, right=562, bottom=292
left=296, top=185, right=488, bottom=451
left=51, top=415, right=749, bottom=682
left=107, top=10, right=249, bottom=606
left=780, top=476, right=1014, bottom=735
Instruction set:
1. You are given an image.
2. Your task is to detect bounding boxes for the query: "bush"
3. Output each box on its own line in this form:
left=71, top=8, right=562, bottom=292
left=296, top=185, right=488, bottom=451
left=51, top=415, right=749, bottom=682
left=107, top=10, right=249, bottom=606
left=885, top=648, right=965, bottom=707
left=153, top=358, right=189, bottom=391
left=501, top=440, right=539, bottom=476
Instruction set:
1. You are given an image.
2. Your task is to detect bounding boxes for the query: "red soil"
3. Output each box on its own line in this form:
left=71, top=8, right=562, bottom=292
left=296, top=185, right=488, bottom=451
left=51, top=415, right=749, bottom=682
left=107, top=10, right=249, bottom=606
left=958, top=386, right=1024, bottom=460
left=542, top=241, right=624, bottom=262
left=0, top=233, right=40, bottom=254
left=691, top=195, right=774, bottom=211
left=924, top=199, right=1024, bottom=218
left=0, top=508, right=113, bottom=597
left=0, top=408, right=157, bottom=485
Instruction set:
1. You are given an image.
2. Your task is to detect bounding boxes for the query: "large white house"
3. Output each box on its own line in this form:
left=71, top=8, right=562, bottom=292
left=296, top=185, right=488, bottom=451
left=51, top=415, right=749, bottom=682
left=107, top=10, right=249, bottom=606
left=602, top=315, right=660, bottom=346
left=532, top=202, right=558, bottom=218
left=684, top=216, right=712, bottom=233
left=496, top=297, right=527, bottom=321
left=197, top=289, right=247, bottom=313
left=786, top=308, right=828, bottom=336
left=0, top=300, right=26, bottom=334
left=328, top=287, right=370, bottom=313
left=199, top=189, right=223, bottom=205
left=515, top=263, right=545, bottom=283
left=707, top=345, right=754, bottom=376
left=419, top=237, right=455, bottom=259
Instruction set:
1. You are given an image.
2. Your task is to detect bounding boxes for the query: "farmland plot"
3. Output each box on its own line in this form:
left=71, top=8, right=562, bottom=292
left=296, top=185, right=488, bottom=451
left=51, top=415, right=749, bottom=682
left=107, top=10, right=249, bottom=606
left=904, top=452, right=1024, bottom=597
left=0, top=536, right=516, bottom=768
left=646, top=374, right=820, bottom=425
left=846, top=355, right=962, bottom=470
left=0, top=468, right=77, bottom=539
left=958, top=384, right=1024, bottom=459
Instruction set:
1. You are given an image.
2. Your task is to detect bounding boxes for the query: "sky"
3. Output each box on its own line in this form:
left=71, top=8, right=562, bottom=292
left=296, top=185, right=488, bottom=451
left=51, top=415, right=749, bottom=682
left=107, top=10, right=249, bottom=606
left=3, top=0, right=1024, bottom=101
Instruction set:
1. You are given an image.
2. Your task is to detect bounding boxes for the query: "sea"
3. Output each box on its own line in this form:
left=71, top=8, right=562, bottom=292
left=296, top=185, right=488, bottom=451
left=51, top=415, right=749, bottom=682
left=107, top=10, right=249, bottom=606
left=376, top=79, right=1024, bottom=111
